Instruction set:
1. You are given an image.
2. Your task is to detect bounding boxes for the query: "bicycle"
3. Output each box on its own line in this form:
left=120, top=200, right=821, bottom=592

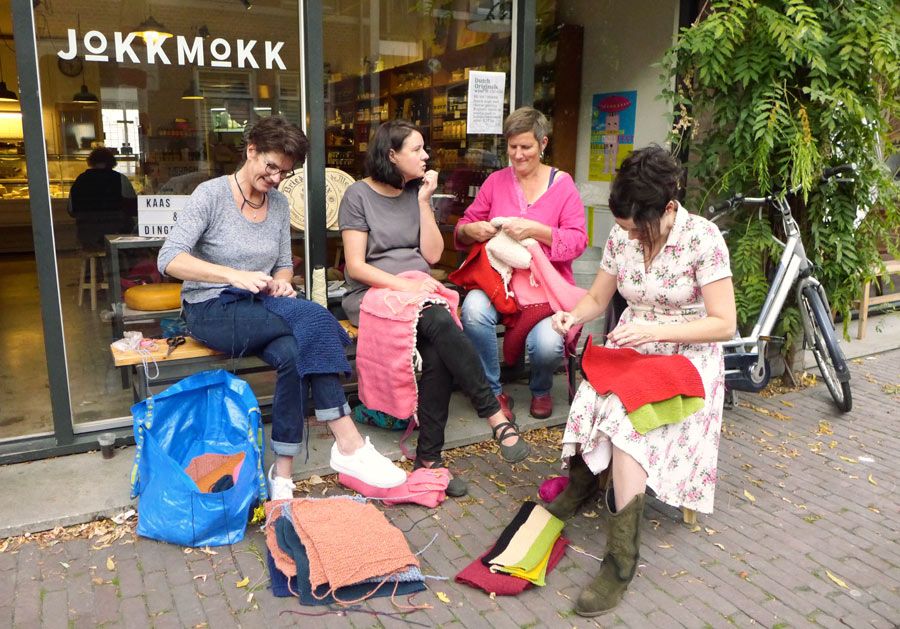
left=710, top=164, right=856, bottom=413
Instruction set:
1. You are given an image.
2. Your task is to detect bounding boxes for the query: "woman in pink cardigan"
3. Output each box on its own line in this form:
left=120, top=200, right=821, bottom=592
left=456, top=107, right=588, bottom=421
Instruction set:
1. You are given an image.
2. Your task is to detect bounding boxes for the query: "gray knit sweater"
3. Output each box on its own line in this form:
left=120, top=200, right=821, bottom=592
left=157, top=176, right=293, bottom=304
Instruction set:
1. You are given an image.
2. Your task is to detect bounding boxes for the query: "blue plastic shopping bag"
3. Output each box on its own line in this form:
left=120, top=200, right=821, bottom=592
left=130, top=370, right=268, bottom=547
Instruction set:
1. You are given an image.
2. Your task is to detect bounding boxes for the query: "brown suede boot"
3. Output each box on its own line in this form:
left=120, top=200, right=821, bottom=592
left=575, top=491, right=645, bottom=617
left=546, top=455, right=607, bottom=520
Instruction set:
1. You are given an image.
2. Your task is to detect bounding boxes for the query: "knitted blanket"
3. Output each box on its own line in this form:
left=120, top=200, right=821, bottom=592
left=356, top=270, right=461, bottom=419
left=290, top=497, right=419, bottom=592
left=219, top=288, right=351, bottom=378
left=580, top=338, right=706, bottom=413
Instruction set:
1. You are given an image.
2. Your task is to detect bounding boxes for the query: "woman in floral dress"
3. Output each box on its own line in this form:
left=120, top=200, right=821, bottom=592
left=549, top=146, right=736, bottom=617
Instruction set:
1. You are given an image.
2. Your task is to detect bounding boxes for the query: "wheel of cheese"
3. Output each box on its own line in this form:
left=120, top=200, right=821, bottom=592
left=124, top=283, right=182, bottom=311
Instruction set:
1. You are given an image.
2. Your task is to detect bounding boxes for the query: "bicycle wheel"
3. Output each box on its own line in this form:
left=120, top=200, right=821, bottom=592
left=799, top=286, right=852, bottom=412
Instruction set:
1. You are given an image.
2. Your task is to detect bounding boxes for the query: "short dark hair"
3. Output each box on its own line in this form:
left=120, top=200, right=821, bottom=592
left=608, top=145, right=682, bottom=244
left=87, top=147, right=117, bottom=169
left=365, top=120, right=421, bottom=189
left=242, top=115, right=309, bottom=167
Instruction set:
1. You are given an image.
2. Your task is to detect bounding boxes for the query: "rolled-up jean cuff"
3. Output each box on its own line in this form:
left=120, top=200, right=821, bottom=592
left=271, top=439, right=303, bottom=457
left=315, top=403, right=352, bottom=422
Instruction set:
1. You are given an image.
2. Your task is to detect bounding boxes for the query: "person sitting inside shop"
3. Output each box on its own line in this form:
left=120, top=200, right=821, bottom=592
left=67, top=147, right=138, bottom=250
left=157, top=115, right=406, bottom=500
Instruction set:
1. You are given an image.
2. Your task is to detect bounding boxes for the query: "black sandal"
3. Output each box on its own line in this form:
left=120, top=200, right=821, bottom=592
left=491, top=421, right=530, bottom=463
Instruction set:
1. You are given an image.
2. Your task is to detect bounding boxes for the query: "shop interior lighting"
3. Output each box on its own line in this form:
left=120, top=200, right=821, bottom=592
left=132, top=14, right=174, bottom=45
left=181, top=79, right=204, bottom=100
left=72, top=83, right=98, bottom=103
left=0, top=28, right=18, bottom=102
left=467, top=1, right=512, bottom=33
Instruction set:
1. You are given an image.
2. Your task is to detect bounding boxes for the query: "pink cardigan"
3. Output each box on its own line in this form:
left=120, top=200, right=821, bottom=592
left=454, top=166, right=588, bottom=284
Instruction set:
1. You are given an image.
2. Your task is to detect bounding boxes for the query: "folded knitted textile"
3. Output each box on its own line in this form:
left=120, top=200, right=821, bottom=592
left=268, top=519, right=426, bottom=604
left=448, top=242, right=519, bottom=315
left=455, top=535, right=569, bottom=596
left=338, top=467, right=449, bottom=507
left=481, top=501, right=564, bottom=587
left=629, top=395, right=705, bottom=434
left=290, top=497, right=419, bottom=592
left=356, top=270, right=461, bottom=419
left=580, top=337, right=706, bottom=413
left=500, top=242, right=586, bottom=355
left=184, top=452, right=245, bottom=493
left=501, top=302, right=554, bottom=366
left=219, top=288, right=351, bottom=378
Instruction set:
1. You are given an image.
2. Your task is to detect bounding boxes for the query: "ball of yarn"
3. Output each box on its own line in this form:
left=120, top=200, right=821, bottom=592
left=538, top=476, right=569, bottom=502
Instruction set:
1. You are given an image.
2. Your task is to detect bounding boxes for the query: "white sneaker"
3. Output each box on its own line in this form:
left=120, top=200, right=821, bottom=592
left=267, top=464, right=295, bottom=501
left=329, top=437, right=407, bottom=489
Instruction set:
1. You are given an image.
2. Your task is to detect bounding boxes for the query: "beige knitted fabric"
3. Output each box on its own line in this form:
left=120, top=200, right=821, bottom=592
left=290, top=498, right=418, bottom=591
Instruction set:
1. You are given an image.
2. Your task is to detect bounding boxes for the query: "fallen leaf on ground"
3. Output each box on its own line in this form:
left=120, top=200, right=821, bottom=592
left=739, top=571, right=749, bottom=579
left=246, top=592, right=254, bottom=604
left=59, top=562, right=69, bottom=569
left=91, top=577, right=104, bottom=585
left=705, top=527, right=718, bottom=535
left=743, top=490, right=756, bottom=502
left=489, top=592, right=496, bottom=600
left=106, top=556, right=115, bottom=571
left=868, top=474, right=877, bottom=486
left=235, top=576, right=250, bottom=588
left=780, top=400, right=795, bottom=407
left=713, top=543, right=725, bottom=551
left=816, top=421, right=833, bottom=436
left=193, top=574, right=208, bottom=582
left=200, top=547, right=218, bottom=556
left=183, top=548, right=193, bottom=554
left=436, top=591, right=451, bottom=604
left=826, top=570, right=849, bottom=589
left=658, top=543, right=673, bottom=549
left=867, top=504, right=880, bottom=514
left=308, top=475, right=324, bottom=485
left=838, top=456, right=857, bottom=463
left=582, top=511, right=599, bottom=519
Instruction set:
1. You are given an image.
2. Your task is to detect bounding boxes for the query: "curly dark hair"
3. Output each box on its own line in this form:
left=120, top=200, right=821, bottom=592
left=608, top=145, right=682, bottom=244
left=87, top=147, right=117, bottom=169
left=365, top=120, right=422, bottom=189
left=241, top=115, right=308, bottom=166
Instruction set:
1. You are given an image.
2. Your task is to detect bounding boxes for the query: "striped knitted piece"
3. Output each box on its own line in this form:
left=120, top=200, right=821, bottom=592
left=482, top=501, right=564, bottom=586
left=290, top=498, right=419, bottom=591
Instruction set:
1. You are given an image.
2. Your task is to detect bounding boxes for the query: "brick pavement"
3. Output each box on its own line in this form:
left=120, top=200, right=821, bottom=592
left=1, top=350, right=897, bottom=628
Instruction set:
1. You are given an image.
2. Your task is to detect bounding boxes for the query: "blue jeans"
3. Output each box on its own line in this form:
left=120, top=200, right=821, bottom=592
left=461, top=289, right=564, bottom=397
left=183, top=297, right=350, bottom=457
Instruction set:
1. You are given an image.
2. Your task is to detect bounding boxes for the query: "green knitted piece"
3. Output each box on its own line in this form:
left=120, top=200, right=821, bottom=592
left=628, top=395, right=704, bottom=435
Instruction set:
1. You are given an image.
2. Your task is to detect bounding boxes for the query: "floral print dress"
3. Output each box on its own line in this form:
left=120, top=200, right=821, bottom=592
left=561, top=204, right=732, bottom=513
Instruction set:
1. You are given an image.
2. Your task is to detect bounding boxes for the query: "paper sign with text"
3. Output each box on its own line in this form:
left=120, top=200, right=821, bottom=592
left=137, top=195, right=190, bottom=237
left=466, top=71, right=506, bottom=135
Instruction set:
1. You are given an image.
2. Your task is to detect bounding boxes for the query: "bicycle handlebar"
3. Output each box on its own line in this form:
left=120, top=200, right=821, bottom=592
left=708, top=163, right=856, bottom=214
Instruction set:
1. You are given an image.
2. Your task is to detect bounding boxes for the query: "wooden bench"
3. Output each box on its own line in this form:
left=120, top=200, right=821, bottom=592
left=111, top=321, right=359, bottom=403
left=857, top=259, right=900, bottom=339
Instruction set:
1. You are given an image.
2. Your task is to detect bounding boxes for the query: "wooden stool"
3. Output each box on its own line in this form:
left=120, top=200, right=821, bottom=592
left=78, top=250, right=109, bottom=311
left=857, top=259, right=900, bottom=339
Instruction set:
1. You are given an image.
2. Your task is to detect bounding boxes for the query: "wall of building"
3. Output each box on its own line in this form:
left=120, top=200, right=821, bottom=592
left=557, top=0, right=680, bottom=244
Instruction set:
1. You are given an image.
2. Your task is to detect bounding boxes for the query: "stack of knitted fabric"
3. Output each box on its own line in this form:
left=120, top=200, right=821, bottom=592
left=265, top=496, right=426, bottom=605
left=456, top=501, right=568, bottom=595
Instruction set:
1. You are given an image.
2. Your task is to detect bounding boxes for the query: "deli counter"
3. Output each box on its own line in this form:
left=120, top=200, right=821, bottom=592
left=0, top=151, right=141, bottom=254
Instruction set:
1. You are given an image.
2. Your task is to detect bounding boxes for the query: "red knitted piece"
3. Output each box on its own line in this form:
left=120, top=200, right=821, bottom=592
left=449, top=242, right=518, bottom=314
left=501, top=302, right=554, bottom=365
left=580, top=337, right=705, bottom=412
left=455, top=535, right=569, bottom=596
left=291, top=499, right=418, bottom=591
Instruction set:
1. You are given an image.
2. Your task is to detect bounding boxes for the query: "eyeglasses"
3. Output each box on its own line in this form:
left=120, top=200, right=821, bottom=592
left=264, top=160, right=295, bottom=179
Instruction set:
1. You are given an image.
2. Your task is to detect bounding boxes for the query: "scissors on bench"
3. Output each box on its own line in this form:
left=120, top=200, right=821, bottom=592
left=165, top=335, right=186, bottom=358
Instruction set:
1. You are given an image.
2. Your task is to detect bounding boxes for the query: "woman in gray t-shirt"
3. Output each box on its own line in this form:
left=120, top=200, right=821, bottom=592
left=158, top=116, right=405, bottom=500
left=340, top=120, right=531, bottom=497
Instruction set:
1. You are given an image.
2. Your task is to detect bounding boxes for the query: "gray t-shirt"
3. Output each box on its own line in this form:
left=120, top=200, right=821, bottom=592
left=338, top=180, right=431, bottom=325
left=157, top=175, right=293, bottom=303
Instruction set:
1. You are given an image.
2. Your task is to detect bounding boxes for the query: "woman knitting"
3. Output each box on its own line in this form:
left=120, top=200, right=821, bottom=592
left=455, top=107, right=588, bottom=422
left=549, top=146, right=736, bottom=616
left=340, top=120, right=530, bottom=498
left=157, top=115, right=406, bottom=501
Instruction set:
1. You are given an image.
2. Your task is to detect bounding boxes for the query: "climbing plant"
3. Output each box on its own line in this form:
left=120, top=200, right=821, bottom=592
left=662, top=0, right=899, bottom=347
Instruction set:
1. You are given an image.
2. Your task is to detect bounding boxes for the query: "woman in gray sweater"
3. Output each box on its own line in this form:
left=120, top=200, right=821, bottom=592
left=158, top=116, right=405, bottom=500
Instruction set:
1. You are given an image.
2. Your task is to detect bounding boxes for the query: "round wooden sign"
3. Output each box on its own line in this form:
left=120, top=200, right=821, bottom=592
left=279, top=167, right=355, bottom=231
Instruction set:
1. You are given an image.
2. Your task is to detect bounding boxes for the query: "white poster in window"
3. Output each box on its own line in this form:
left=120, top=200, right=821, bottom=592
left=466, top=71, right=506, bottom=135
left=138, top=195, right=190, bottom=237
